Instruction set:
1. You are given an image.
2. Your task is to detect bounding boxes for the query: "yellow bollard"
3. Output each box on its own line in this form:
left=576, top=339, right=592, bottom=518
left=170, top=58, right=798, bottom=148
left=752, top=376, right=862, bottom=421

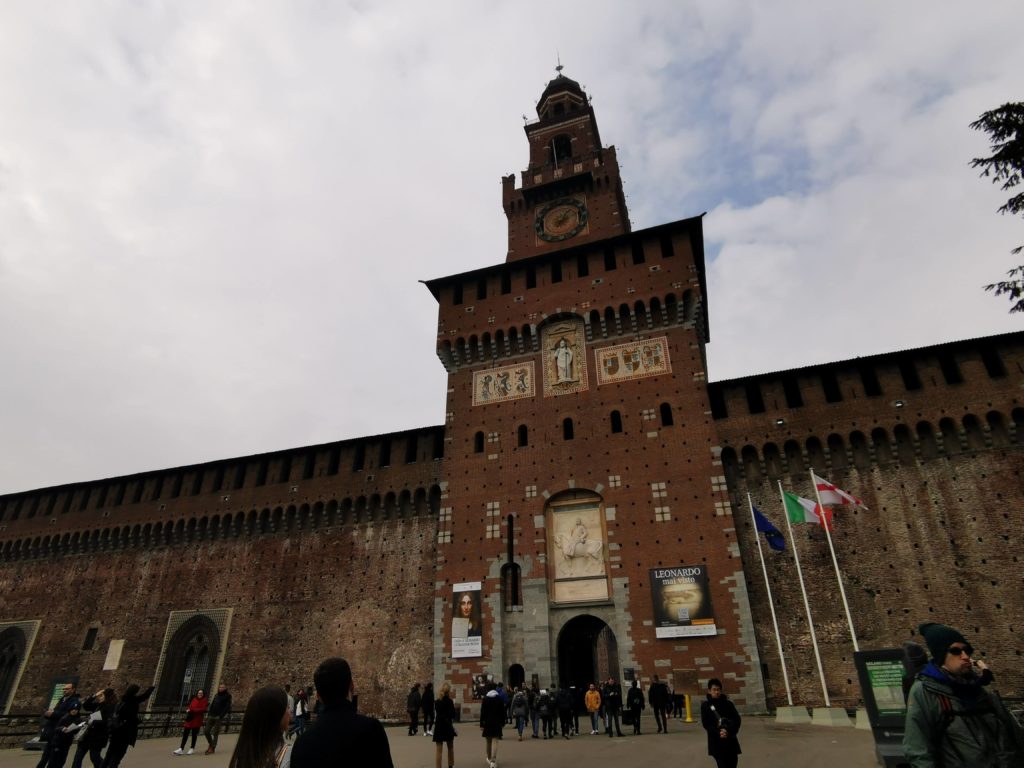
left=684, top=693, right=694, bottom=723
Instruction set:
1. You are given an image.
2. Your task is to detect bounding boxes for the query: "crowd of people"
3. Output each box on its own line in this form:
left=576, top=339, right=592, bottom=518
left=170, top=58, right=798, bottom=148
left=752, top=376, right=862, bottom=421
left=32, top=627, right=1019, bottom=768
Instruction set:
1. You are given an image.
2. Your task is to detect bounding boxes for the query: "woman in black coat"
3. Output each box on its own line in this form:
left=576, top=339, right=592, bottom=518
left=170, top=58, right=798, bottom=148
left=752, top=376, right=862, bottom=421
left=479, top=683, right=504, bottom=768
left=101, top=684, right=154, bottom=768
left=431, top=683, right=457, bottom=768
left=699, top=679, right=741, bottom=768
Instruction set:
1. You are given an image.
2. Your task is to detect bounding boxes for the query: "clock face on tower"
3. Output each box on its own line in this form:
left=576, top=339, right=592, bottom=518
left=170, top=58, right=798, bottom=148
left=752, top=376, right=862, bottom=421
left=535, top=197, right=589, bottom=242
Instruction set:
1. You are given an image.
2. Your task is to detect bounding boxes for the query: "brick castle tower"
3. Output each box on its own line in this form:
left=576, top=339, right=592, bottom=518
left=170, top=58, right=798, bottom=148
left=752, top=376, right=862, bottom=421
left=427, top=70, right=765, bottom=706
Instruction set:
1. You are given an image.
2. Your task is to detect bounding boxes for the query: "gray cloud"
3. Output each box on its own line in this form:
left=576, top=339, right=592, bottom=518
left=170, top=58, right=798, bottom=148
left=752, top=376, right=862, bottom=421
left=2, top=1, right=1022, bottom=492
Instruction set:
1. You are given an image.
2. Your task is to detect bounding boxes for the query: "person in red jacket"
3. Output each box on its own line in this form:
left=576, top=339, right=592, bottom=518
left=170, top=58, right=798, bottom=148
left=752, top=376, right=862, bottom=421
left=173, top=690, right=208, bottom=755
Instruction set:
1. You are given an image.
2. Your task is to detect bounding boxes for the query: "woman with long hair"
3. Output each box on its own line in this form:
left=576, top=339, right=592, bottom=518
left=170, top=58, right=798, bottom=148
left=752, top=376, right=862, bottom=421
left=100, top=683, right=154, bottom=768
left=227, top=686, right=292, bottom=768
left=432, top=683, right=457, bottom=768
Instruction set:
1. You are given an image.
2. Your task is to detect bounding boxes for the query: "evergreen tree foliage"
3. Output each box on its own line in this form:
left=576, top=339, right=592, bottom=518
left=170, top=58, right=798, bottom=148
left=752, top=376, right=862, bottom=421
left=971, top=102, right=1024, bottom=312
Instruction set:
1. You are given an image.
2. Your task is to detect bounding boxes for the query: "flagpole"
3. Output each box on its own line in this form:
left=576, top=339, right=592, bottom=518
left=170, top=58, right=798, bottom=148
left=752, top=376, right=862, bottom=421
left=747, top=493, right=793, bottom=706
left=778, top=480, right=830, bottom=707
left=811, top=471, right=860, bottom=653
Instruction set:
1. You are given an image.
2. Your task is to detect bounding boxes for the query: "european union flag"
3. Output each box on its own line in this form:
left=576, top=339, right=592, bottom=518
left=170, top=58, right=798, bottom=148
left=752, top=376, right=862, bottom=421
left=752, top=504, right=786, bottom=552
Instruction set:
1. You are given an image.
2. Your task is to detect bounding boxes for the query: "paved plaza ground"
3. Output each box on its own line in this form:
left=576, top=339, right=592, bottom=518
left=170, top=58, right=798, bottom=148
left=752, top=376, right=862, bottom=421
left=0, top=714, right=884, bottom=768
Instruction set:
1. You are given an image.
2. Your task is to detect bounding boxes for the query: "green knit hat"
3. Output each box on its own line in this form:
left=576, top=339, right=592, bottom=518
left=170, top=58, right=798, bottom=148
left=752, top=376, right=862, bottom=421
left=918, top=622, right=968, bottom=663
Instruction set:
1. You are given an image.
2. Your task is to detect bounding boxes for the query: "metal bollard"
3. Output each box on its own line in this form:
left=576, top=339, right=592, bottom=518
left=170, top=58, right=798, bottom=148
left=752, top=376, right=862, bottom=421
left=684, top=694, right=694, bottom=723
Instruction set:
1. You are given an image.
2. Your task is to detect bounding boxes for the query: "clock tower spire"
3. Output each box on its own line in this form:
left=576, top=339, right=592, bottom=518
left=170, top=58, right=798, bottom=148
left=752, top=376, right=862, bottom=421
left=502, top=71, right=631, bottom=262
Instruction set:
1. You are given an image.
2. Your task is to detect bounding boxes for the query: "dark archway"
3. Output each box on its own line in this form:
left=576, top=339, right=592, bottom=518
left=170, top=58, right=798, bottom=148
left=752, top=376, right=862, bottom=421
left=0, top=626, right=27, bottom=713
left=556, top=615, right=618, bottom=689
left=155, top=615, right=220, bottom=707
left=507, top=663, right=525, bottom=691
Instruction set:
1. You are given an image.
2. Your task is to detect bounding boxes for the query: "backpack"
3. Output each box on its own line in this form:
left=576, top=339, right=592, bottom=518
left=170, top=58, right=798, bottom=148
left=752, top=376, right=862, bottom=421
left=538, top=694, right=551, bottom=717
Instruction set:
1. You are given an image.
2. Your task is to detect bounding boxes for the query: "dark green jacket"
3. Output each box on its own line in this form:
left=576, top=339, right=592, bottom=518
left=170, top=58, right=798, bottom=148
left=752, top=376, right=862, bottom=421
left=903, top=664, right=1017, bottom=767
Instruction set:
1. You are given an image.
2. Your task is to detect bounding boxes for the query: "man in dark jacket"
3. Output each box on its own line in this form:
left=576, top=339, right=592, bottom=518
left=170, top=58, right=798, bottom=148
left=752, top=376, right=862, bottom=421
left=203, top=683, right=232, bottom=754
left=291, top=658, right=393, bottom=768
left=601, top=678, right=623, bottom=737
left=649, top=674, right=669, bottom=733
left=38, top=683, right=81, bottom=768
left=700, top=678, right=741, bottom=768
left=406, top=683, right=422, bottom=735
left=903, top=622, right=1019, bottom=767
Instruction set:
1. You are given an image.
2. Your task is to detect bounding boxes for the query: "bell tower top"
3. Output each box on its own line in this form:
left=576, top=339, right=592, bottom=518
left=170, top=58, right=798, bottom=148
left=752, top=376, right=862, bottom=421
left=502, top=69, right=630, bottom=262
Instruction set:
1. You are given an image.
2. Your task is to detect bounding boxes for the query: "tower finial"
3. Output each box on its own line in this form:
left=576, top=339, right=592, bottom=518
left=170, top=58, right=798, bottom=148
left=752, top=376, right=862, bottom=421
left=555, top=52, right=563, bottom=76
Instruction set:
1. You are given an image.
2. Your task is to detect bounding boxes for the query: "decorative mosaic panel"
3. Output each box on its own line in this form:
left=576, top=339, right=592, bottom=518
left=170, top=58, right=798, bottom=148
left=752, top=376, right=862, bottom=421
left=542, top=318, right=588, bottom=397
left=472, top=362, right=535, bottom=406
left=595, top=336, right=671, bottom=385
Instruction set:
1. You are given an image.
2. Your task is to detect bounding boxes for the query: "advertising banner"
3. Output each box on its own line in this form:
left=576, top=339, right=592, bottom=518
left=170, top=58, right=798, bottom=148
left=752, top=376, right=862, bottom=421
left=451, top=582, right=483, bottom=658
left=650, top=565, right=716, bottom=638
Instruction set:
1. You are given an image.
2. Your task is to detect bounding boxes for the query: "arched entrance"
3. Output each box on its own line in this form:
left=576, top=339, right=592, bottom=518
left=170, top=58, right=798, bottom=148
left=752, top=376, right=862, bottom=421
left=507, top=663, right=525, bottom=690
left=556, top=615, right=619, bottom=689
left=155, top=615, right=221, bottom=706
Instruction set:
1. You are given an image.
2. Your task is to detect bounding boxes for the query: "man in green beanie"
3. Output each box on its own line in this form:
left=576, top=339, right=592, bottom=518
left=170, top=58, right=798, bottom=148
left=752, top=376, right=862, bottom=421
left=903, top=622, right=1019, bottom=766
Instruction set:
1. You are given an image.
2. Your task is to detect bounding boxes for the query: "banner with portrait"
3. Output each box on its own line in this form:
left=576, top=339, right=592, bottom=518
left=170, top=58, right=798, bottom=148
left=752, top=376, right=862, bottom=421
left=650, top=565, right=716, bottom=638
left=451, top=582, right=483, bottom=658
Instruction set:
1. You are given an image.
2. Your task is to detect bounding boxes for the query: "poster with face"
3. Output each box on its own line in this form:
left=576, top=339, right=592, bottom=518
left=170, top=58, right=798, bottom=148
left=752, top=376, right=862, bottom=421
left=649, top=565, right=717, bottom=638
left=451, top=582, right=483, bottom=658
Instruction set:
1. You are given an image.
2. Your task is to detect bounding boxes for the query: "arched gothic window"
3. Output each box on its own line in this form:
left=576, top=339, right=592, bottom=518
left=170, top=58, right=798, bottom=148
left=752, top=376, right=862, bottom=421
left=155, top=615, right=220, bottom=706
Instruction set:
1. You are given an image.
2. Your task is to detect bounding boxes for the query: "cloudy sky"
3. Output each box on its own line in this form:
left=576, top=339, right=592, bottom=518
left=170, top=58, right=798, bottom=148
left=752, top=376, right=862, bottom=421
left=2, top=1, right=1022, bottom=494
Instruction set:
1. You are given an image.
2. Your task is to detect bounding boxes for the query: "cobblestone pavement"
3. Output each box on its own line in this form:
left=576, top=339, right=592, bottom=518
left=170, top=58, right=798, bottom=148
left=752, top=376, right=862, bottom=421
left=0, top=715, right=881, bottom=768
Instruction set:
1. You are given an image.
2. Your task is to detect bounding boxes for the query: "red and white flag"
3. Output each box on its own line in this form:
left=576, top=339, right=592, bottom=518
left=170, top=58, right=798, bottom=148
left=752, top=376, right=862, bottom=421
left=811, top=471, right=867, bottom=509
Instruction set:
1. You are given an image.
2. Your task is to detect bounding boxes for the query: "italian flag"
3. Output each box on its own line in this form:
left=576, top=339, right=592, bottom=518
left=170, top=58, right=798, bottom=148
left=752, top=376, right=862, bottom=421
left=783, top=491, right=834, bottom=530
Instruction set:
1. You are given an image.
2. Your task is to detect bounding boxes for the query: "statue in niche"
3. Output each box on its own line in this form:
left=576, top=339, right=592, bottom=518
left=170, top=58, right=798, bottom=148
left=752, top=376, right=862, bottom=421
left=554, top=517, right=603, bottom=577
left=552, top=337, right=576, bottom=383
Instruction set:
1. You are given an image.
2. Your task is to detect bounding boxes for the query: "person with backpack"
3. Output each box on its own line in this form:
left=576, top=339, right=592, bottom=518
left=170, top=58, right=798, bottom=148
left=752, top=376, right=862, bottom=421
left=511, top=688, right=529, bottom=741
left=536, top=689, right=554, bottom=739
left=903, top=622, right=1021, bottom=767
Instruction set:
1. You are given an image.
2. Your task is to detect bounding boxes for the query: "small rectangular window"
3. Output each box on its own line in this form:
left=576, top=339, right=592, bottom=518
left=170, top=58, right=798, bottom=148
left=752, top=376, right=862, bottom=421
left=937, top=351, right=963, bottom=384
left=255, top=459, right=269, bottom=486
left=279, top=456, right=292, bottom=483
left=604, top=247, right=617, bottom=271
left=708, top=387, right=728, bottom=419
left=898, top=357, right=922, bottom=390
left=858, top=364, right=882, bottom=397
left=576, top=253, right=589, bottom=277
left=659, top=233, right=674, bottom=259
left=821, top=370, right=843, bottom=403
left=745, top=382, right=765, bottom=414
left=191, top=470, right=204, bottom=496
left=631, top=241, right=646, bottom=264
left=405, top=438, right=417, bottom=464
left=500, top=272, right=511, bottom=295
left=452, top=283, right=463, bottom=305
left=83, top=627, right=98, bottom=651
left=476, top=278, right=487, bottom=300
left=526, top=267, right=536, bottom=289
left=233, top=464, right=247, bottom=489
left=980, top=345, right=1006, bottom=378
left=551, top=261, right=562, bottom=283
left=353, top=444, right=366, bottom=472
left=782, top=375, right=804, bottom=408
left=327, top=447, right=341, bottom=476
